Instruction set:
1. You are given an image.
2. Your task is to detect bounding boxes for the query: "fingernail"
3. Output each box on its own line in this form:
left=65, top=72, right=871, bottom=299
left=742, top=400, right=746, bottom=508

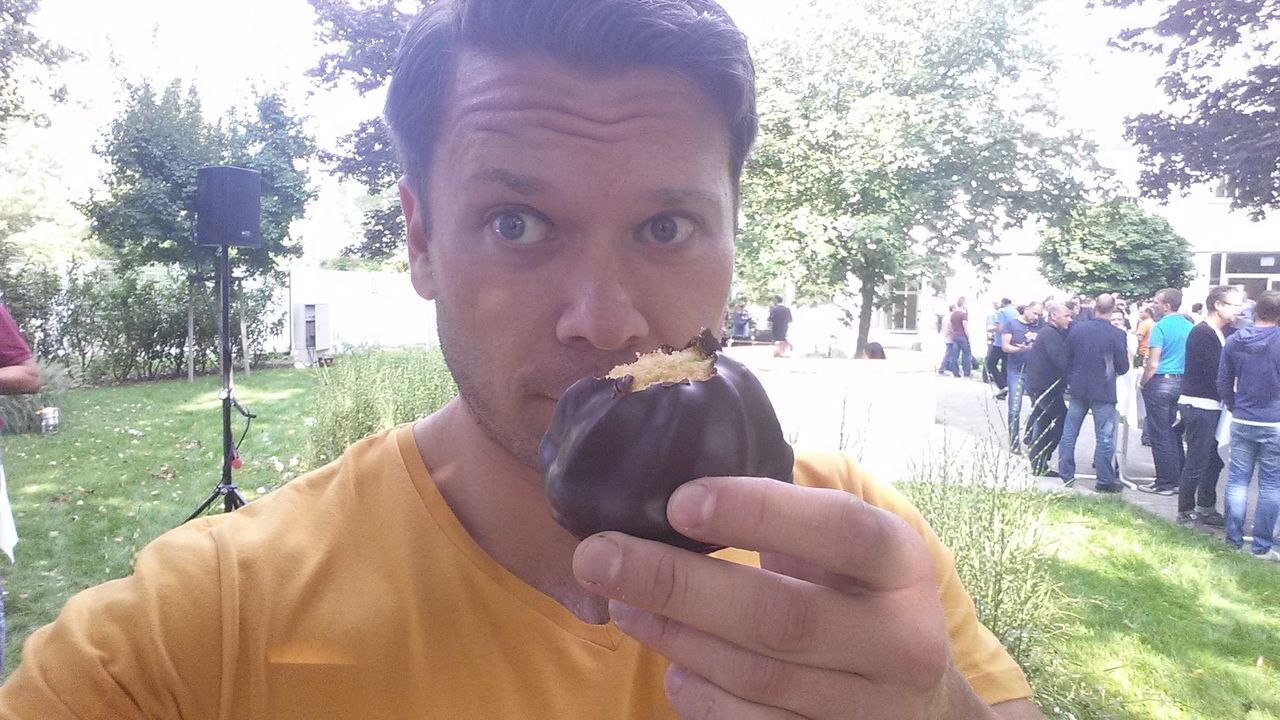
left=670, top=483, right=715, bottom=529
left=665, top=664, right=687, bottom=697
left=575, top=535, right=622, bottom=586
left=608, top=599, right=639, bottom=629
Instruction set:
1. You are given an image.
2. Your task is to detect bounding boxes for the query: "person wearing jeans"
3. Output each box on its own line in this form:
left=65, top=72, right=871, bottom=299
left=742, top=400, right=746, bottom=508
left=1222, top=424, right=1280, bottom=555
left=1139, top=288, right=1194, bottom=494
left=986, top=298, right=1016, bottom=395
left=1140, top=375, right=1185, bottom=491
left=1218, top=290, right=1280, bottom=560
left=1058, top=398, right=1118, bottom=488
left=948, top=298, right=973, bottom=378
left=1173, top=286, right=1243, bottom=525
left=1001, top=302, right=1043, bottom=454
left=1058, top=294, right=1131, bottom=491
left=1025, top=302, right=1071, bottom=476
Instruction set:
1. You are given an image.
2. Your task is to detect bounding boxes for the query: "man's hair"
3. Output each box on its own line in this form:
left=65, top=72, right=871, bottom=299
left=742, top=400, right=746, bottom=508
left=1045, top=301, right=1067, bottom=317
left=385, top=0, right=757, bottom=198
left=772, top=295, right=783, bottom=304
left=1191, top=302, right=1203, bottom=313
left=1000, top=298, right=1012, bottom=306
left=1155, top=287, right=1183, bottom=311
left=1095, top=293, right=1116, bottom=314
left=1256, top=290, right=1280, bottom=323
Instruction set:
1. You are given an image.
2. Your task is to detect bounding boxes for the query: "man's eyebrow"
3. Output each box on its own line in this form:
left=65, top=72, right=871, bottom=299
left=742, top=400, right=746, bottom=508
left=470, top=168, right=554, bottom=196
left=651, top=187, right=722, bottom=207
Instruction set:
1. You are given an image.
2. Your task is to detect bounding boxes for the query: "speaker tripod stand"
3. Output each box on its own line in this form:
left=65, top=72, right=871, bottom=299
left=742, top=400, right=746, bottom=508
left=185, top=242, right=251, bottom=523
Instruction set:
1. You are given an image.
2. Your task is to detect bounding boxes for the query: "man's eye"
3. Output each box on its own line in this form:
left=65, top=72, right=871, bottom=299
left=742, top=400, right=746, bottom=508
left=489, top=210, right=550, bottom=245
left=643, top=214, right=694, bottom=245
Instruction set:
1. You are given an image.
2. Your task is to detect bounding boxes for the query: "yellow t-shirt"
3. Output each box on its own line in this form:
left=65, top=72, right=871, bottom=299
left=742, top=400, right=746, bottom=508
left=0, top=424, right=1031, bottom=718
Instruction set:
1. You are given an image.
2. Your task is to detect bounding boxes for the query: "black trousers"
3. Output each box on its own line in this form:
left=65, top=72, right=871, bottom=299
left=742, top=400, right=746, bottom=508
left=1177, top=404, right=1223, bottom=513
left=985, top=347, right=1008, bottom=390
left=1027, top=383, right=1067, bottom=475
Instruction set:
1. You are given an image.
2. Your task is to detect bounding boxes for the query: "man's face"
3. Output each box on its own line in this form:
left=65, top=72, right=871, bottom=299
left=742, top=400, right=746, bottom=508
left=1151, top=293, right=1170, bottom=319
left=1110, top=311, right=1125, bottom=329
left=1022, top=305, right=1042, bottom=323
left=1216, top=290, right=1245, bottom=324
left=402, top=51, right=736, bottom=468
left=1048, top=307, right=1071, bottom=329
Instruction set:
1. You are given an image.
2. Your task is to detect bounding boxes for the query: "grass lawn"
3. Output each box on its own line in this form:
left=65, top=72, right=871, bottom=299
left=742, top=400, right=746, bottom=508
left=1040, top=495, right=1280, bottom=719
left=2, top=368, right=318, bottom=673
left=1, top=370, right=1279, bottom=720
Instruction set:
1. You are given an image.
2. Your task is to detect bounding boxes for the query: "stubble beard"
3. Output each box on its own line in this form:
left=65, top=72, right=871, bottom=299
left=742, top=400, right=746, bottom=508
left=435, top=308, right=544, bottom=472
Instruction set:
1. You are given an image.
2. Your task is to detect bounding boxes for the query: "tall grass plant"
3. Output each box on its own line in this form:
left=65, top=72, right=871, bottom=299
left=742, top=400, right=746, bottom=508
left=900, top=436, right=1123, bottom=718
left=303, top=347, right=456, bottom=469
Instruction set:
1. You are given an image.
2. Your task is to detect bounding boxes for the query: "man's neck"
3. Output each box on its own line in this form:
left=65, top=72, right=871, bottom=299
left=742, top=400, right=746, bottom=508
left=1207, top=313, right=1229, bottom=331
left=413, top=400, right=610, bottom=624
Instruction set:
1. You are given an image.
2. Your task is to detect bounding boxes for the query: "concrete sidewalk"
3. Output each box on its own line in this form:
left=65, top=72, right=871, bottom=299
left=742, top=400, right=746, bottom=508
left=726, top=346, right=1269, bottom=550
left=935, top=372, right=1266, bottom=547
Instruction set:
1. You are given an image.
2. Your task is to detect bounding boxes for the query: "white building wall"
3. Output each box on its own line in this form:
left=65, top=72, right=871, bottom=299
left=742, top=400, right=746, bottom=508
left=269, top=268, right=439, bottom=362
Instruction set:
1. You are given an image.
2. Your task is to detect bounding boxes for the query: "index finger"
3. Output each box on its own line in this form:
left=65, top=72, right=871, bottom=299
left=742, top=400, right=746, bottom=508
left=667, top=477, right=934, bottom=591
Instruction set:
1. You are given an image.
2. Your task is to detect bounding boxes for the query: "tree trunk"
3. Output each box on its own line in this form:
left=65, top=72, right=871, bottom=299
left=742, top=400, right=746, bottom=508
left=186, top=280, right=195, bottom=382
left=856, top=282, right=876, bottom=358
left=239, top=293, right=251, bottom=376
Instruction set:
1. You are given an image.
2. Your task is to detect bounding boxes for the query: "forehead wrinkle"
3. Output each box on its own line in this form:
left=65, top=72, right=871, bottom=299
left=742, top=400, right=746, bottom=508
left=463, top=105, right=676, bottom=147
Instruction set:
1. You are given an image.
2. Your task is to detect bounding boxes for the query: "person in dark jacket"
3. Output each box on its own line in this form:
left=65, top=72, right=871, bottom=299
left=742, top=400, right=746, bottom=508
left=1058, top=294, right=1131, bottom=491
left=1217, top=290, right=1280, bottom=560
left=1025, top=302, right=1071, bottom=477
left=1171, top=286, right=1242, bottom=526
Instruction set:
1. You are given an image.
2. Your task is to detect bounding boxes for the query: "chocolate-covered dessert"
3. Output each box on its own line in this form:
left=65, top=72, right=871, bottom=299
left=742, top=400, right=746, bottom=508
left=539, top=329, right=794, bottom=553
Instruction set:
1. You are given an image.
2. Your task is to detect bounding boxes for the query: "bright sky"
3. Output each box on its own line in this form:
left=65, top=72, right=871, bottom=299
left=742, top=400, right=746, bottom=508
left=23, top=0, right=1171, bottom=259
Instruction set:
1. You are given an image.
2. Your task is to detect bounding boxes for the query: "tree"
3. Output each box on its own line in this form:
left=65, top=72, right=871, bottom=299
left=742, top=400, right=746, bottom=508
left=740, top=0, right=1103, bottom=354
left=0, top=0, right=71, bottom=143
left=80, top=79, right=315, bottom=377
left=308, top=0, right=428, bottom=259
left=1096, top=0, right=1280, bottom=219
left=1036, top=197, right=1193, bottom=298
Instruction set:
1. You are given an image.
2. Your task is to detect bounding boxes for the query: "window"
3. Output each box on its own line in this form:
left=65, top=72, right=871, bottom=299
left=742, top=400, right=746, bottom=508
left=887, top=280, right=920, bottom=332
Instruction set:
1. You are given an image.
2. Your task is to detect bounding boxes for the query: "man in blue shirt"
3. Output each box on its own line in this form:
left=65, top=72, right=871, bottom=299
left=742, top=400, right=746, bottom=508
left=1001, top=301, right=1043, bottom=455
left=1139, top=287, right=1194, bottom=495
left=985, top=298, right=1017, bottom=398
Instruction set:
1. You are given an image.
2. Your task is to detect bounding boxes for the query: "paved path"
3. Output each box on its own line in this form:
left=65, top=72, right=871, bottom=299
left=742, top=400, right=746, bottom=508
left=728, top=346, right=1267, bottom=547
left=934, top=372, right=1263, bottom=546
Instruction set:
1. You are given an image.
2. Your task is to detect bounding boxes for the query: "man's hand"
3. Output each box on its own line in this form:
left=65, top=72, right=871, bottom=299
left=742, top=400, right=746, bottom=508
left=572, top=477, right=999, bottom=719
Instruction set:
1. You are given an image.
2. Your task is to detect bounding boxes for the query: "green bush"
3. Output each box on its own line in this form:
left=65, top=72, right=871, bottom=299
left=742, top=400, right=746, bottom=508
left=900, top=439, right=1123, bottom=719
left=304, top=347, right=457, bottom=469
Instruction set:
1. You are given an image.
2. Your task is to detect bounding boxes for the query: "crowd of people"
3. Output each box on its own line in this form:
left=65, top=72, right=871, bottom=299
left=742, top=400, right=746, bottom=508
left=963, top=287, right=1280, bottom=561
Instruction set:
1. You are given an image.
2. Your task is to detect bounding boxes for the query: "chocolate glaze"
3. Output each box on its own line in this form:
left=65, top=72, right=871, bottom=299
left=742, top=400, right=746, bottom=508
left=539, top=335, right=794, bottom=553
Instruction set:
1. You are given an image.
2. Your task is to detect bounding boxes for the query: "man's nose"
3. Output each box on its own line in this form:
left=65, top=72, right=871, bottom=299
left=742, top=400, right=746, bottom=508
left=554, top=244, right=649, bottom=352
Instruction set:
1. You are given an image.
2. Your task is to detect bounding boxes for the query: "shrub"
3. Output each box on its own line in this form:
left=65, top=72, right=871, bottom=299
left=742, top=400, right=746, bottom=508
left=0, top=359, right=77, bottom=434
left=304, top=347, right=457, bottom=469
left=899, top=438, right=1122, bottom=719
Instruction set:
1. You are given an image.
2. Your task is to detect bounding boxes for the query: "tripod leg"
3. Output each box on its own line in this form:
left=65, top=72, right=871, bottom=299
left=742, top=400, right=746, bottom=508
left=185, top=487, right=224, bottom=524
left=223, top=487, right=248, bottom=512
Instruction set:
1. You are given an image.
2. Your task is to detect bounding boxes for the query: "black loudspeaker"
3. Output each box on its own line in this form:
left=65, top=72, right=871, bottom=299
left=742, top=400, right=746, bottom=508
left=196, top=166, right=262, bottom=248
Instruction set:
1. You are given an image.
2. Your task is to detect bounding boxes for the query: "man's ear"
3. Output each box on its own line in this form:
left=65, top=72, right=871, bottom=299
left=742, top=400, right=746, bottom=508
left=401, top=177, right=438, bottom=301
